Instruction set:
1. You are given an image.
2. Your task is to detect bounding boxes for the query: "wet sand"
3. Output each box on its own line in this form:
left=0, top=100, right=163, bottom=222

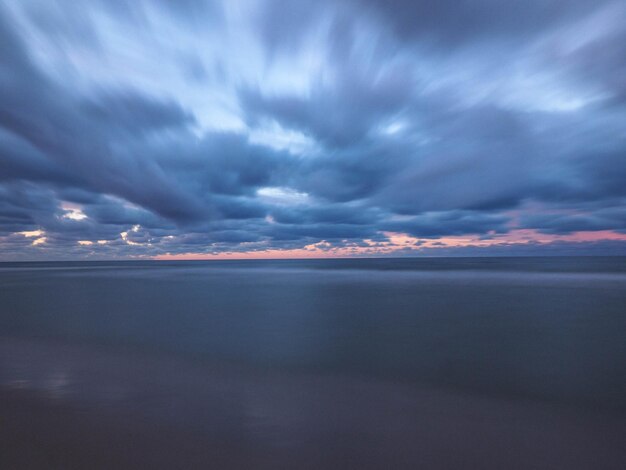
left=2, top=337, right=626, bottom=469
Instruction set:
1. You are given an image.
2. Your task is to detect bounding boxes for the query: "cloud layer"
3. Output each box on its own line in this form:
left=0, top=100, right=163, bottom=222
left=1, top=0, right=625, bottom=259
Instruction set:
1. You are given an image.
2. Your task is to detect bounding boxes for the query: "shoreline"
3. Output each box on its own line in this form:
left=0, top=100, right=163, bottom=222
left=2, top=336, right=626, bottom=469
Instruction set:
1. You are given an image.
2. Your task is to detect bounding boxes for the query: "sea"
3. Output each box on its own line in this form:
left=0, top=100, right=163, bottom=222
left=1, top=257, right=625, bottom=468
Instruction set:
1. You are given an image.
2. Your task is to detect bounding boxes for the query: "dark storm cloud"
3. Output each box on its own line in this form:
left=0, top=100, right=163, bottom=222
left=0, top=8, right=203, bottom=221
left=0, top=128, right=78, bottom=185
left=358, top=0, right=604, bottom=46
left=270, top=203, right=380, bottom=226
left=520, top=207, right=626, bottom=235
left=82, top=92, right=195, bottom=136
left=262, top=222, right=378, bottom=243
left=158, top=132, right=292, bottom=198
left=1, top=0, right=625, bottom=259
left=239, top=61, right=414, bottom=149
left=257, top=1, right=327, bottom=57
left=0, top=183, right=61, bottom=233
left=381, top=211, right=510, bottom=238
left=241, top=9, right=414, bottom=149
left=83, top=196, right=170, bottom=229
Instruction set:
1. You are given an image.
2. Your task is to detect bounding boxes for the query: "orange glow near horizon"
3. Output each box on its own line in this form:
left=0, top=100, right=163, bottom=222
left=154, top=230, right=626, bottom=260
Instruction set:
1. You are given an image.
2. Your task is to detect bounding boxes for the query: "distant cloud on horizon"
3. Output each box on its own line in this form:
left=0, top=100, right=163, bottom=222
left=1, top=0, right=625, bottom=259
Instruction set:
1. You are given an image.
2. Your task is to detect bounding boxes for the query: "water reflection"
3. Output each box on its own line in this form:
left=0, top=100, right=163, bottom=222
left=1, top=259, right=626, bottom=467
left=1, top=260, right=626, bottom=409
left=2, top=336, right=626, bottom=469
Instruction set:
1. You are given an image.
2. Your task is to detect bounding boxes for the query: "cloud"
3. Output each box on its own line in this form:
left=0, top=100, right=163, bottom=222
left=357, top=0, right=609, bottom=47
left=381, top=211, right=510, bottom=238
left=0, top=0, right=625, bottom=259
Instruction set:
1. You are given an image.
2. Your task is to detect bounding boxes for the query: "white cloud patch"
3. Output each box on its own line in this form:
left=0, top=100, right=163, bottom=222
left=257, top=187, right=310, bottom=205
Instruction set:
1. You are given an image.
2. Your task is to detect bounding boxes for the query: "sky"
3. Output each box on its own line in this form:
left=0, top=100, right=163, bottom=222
left=1, top=0, right=625, bottom=260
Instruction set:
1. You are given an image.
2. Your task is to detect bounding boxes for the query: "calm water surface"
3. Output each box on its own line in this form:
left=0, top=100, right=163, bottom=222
left=1, top=257, right=625, bottom=468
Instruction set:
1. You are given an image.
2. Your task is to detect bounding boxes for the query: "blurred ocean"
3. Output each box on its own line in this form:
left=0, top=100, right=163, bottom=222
left=1, top=257, right=625, bottom=468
